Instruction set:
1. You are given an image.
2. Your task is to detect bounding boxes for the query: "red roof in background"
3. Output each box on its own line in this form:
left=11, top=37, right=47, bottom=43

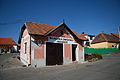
left=91, top=32, right=119, bottom=44
left=81, top=33, right=88, bottom=36
left=0, top=38, right=16, bottom=45
left=110, top=33, right=119, bottom=38
left=78, top=34, right=88, bottom=40
left=72, top=31, right=88, bottom=40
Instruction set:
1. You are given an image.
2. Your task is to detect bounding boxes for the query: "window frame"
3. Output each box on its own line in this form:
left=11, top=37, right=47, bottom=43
left=24, top=42, right=27, bottom=54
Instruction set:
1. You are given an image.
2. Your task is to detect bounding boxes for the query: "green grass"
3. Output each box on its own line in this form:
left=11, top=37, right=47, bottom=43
left=84, top=48, right=118, bottom=54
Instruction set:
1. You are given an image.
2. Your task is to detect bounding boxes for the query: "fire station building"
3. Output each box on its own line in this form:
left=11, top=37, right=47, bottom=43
left=18, top=22, right=87, bottom=67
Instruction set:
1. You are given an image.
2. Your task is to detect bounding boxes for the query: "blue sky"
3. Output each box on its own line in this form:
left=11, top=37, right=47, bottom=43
left=0, top=0, right=120, bottom=43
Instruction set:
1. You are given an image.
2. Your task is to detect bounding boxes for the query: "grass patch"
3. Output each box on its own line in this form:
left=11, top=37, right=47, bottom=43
left=84, top=48, right=118, bottom=54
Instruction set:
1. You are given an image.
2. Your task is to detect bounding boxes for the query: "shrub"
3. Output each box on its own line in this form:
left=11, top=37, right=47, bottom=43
left=85, top=53, right=102, bottom=62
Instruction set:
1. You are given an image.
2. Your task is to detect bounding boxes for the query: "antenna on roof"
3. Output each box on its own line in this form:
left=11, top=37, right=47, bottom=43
left=82, top=32, right=84, bottom=34
left=62, top=19, right=65, bottom=24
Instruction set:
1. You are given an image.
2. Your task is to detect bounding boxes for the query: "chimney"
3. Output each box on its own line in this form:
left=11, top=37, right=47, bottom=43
left=82, top=32, right=84, bottom=34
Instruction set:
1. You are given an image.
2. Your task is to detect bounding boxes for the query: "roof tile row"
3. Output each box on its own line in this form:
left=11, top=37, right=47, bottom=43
left=25, top=22, right=87, bottom=40
left=0, top=38, right=16, bottom=45
left=91, top=32, right=119, bottom=44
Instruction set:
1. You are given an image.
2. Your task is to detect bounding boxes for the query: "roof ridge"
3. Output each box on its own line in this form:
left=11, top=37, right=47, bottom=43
left=110, top=33, right=119, bottom=38
left=25, top=22, right=57, bottom=27
left=44, top=23, right=64, bottom=36
left=101, top=33, right=108, bottom=42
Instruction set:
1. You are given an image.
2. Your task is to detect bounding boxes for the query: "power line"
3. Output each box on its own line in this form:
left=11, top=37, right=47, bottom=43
left=0, top=19, right=24, bottom=25
left=0, top=17, right=42, bottom=26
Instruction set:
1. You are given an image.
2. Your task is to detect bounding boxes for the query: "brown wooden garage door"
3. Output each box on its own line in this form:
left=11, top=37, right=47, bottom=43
left=46, top=42, right=63, bottom=65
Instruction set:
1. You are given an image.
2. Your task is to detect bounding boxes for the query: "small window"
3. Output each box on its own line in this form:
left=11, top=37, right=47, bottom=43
left=61, top=31, right=64, bottom=35
left=36, top=40, right=42, bottom=46
left=85, top=42, right=90, bottom=46
left=112, top=45, right=114, bottom=47
left=112, top=45, right=116, bottom=48
left=90, top=36, right=93, bottom=40
left=24, top=42, right=27, bottom=54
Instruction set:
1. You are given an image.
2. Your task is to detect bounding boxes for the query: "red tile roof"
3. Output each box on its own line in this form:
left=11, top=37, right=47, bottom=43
left=23, top=22, right=87, bottom=41
left=91, top=32, right=119, bottom=44
left=25, top=22, right=57, bottom=35
left=110, top=33, right=119, bottom=38
left=72, top=31, right=88, bottom=40
left=81, top=33, right=88, bottom=36
left=0, top=38, right=16, bottom=45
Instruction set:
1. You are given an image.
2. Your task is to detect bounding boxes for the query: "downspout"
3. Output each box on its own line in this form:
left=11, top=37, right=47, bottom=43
left=83, top=47, right=85, bottom=62
left=29, top=36, right=32, bottom=66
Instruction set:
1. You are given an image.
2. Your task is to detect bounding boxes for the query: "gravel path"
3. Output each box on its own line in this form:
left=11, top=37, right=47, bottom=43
left=0, top=53, right=23, bottom=69
left=0, top=54, right=120, bottom=80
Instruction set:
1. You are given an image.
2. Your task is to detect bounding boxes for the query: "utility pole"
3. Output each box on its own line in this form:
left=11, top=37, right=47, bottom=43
left=118, top=27, right=120, bottom=49
left=118, top=27, right=120, bottom=41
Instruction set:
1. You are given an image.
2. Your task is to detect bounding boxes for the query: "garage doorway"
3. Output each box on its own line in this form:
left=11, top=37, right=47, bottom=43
left=72, top=44, right=77, bottom=61
left=46, top=42, right=63, bottom=65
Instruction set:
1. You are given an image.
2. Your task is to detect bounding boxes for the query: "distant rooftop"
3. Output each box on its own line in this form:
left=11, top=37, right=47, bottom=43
left=91, top=32, right=119, bottom=44
left=0, top=38, right=16, bottom=45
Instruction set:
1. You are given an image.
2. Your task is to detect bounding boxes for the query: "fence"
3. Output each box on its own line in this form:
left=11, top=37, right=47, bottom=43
left=84, top=48, right=118, bottom=54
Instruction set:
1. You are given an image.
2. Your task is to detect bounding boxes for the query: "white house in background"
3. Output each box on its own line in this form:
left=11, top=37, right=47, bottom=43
left=0, top=38, right=18, bottom=53
left=79, top=32, right=95, bottom=48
